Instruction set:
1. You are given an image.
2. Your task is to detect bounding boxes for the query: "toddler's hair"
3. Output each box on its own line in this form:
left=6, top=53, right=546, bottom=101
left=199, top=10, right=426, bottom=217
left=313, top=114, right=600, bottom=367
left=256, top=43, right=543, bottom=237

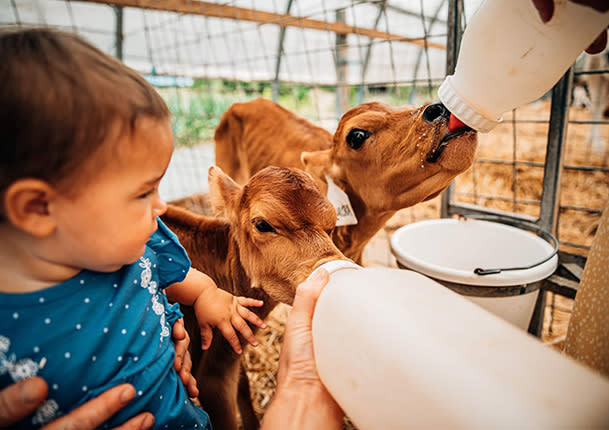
left=0, top=27, right=170, bottom=204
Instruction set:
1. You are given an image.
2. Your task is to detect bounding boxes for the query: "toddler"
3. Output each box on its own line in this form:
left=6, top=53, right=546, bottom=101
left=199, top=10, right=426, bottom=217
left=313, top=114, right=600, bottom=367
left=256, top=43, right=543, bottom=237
left=0, top=28, right=265, bottom=429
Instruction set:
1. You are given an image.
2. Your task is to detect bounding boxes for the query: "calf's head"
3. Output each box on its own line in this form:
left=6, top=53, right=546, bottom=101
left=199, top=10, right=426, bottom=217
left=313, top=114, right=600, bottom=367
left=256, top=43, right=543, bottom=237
left=301, top=101, right=477, bottom=212
left=209, top=166, right=345, bottom=304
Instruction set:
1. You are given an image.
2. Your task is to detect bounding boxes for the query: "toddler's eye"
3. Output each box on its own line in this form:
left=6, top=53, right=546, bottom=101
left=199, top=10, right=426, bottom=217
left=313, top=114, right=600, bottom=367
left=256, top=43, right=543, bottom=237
left=138, top=188, right=156, bottom=199
left=253, top=218, right=276, bottom=233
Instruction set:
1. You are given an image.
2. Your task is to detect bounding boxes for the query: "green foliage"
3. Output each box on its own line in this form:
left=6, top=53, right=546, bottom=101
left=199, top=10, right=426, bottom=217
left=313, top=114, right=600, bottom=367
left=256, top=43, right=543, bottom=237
left=165, top=90, right=235, bottom=147
left=158, top=78, right=440, bottom=147
left=159, top=79, right=437, bottom=146
left=160, top=79, right=316, bottom=147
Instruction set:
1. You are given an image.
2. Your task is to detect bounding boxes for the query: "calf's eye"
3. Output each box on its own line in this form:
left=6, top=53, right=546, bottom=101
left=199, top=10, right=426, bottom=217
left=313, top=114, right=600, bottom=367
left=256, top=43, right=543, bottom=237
left=253, top=218, right=276, bottom=233
left=346, top=129, right=370, bottom=150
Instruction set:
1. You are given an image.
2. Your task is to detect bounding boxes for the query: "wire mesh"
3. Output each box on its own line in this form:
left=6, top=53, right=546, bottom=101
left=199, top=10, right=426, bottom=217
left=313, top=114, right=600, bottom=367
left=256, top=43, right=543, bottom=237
left=2, top=0, right=608, bottom=354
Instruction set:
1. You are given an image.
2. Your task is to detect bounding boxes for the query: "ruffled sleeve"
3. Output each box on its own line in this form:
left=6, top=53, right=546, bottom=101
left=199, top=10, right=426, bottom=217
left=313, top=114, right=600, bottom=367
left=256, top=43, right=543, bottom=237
left=148, top=217, right=192, bottom=289
left=165, top=302, right=184, bottom=326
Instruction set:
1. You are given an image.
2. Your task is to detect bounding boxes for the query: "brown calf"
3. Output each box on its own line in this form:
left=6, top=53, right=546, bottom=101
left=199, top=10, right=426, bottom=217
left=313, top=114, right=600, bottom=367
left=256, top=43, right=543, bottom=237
left=162, top=166, right=344, bottom=430
left=215, top=98, right=478, bottom=264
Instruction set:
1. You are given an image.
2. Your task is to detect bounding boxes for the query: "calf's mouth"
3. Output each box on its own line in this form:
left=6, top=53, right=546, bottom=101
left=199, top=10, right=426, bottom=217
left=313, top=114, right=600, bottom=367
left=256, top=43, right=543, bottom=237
left=425, top=125, right=474, bottom=163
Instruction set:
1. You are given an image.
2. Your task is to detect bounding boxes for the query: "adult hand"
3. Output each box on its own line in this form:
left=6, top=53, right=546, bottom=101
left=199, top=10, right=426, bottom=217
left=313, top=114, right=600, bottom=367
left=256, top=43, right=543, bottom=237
left=532, top=0, right=608, bottom=54
left=0, top=377, right=154, bottom=429
left=261, top=269, right=343, bottom=430
left=172, top=318, right=199, bottom=398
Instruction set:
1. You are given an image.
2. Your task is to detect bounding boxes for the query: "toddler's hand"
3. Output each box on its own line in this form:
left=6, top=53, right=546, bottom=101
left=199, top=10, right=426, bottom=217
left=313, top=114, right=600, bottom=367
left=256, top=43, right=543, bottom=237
left=193, top=289, right=265, bottom=354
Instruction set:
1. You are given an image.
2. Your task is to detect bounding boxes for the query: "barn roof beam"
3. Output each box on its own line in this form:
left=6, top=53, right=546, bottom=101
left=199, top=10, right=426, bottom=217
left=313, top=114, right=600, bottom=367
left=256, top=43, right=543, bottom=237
left=77, top=0, right=445, bottom=50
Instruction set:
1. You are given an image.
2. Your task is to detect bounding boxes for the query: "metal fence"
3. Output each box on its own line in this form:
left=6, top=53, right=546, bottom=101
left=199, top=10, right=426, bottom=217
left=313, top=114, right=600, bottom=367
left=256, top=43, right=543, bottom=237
left=2, top=0, right=608, bottom=338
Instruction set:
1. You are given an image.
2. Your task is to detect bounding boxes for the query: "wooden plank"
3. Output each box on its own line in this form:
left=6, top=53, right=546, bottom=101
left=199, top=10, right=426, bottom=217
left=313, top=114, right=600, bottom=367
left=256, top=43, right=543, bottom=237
left=562, top=262, right=584, bottom=281
left=543, top=275, right=579, bottom=299
left=77, top=0, right=445, bottom=50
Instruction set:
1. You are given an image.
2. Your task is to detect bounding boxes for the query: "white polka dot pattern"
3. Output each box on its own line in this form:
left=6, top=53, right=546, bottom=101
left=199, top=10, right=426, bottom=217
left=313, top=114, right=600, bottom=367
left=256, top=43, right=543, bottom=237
left=565, top=200, right=609, bottom=377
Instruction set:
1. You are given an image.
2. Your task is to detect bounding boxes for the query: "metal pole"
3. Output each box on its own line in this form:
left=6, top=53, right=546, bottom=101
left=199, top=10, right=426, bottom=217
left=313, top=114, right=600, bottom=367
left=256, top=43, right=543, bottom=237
left=115, top=6, right=124, bottom=61
left=528, top=67, right=573, bottom=337
left=272, top=0, right=294, bottom=102
left=335, top=8, right=349, bottom=115
left=538, top=68, right=572, bottom=234
left=440, top=0, right=463, bottom=218
left=409, top=0, right=447, bottom=104
left=358, top=1, right=385, bottom=105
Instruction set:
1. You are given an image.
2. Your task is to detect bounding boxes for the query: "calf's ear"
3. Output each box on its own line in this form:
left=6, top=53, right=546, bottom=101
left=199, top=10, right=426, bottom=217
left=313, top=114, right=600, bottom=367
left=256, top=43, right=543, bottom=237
left=208, top=166, right=241, bottom=219
left=301, top=149, right=332, bottom=179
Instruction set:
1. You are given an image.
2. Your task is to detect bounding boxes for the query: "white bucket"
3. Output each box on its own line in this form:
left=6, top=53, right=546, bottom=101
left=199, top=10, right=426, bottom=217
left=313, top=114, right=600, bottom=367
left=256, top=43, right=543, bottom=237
left=390, top=218, right=558, bottom=330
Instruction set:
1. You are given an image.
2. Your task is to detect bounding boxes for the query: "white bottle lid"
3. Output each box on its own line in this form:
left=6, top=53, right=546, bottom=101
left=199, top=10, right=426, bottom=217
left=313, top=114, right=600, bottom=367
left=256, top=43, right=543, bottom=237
left=438, top=75, right=502, bottom=133
left=308, top=259, right=361, bottom=280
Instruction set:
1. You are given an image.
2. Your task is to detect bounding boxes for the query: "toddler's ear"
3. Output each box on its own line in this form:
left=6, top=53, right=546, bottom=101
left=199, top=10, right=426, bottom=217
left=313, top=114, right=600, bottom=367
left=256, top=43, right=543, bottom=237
left=208, top=166, right=241, bottom=220
left=3, top=179, right=56, bottom=237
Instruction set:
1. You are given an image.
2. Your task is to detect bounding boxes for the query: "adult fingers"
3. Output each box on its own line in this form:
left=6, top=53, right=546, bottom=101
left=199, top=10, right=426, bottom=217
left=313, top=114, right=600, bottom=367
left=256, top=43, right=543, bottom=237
left=0, top=377, right=48, bottom=427
left=199, top=325, right=213, bottom=351
left=113, top=412, right=155, bottom=430
left=179, top=351, right=199, bottom=398
left=181, top=369, right=199, bottom=398
left=532, top=0, right=609, bottom=25
left=182, top=373, right=199, bottom=399
left=42, top=384, right=143, bottom=430
left=585, top=30, right=608, bottom=55
left=172, top=319, right=189, bottom=372
left=532, top=0, right=607, bottom=54
left=276, top=269, right=329, bottom=384
left=172, top=318, right=186, bottom=341
left=176, top=348, right=191, bottom=390
left=531, top=0, right=554, bottom=22
left=292, top=269, right=329, bottom=321
left=571, top=0, right=609, bottom=13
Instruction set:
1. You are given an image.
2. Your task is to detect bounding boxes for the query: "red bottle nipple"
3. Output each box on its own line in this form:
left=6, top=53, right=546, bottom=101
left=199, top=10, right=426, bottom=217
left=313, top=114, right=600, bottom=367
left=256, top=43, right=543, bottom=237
left=448, top=114, right=467, bottom=132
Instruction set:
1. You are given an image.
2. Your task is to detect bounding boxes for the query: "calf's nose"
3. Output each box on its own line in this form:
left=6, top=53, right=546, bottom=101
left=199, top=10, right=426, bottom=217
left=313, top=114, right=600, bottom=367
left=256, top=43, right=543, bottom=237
left=422, top=102, right=450, bottom=123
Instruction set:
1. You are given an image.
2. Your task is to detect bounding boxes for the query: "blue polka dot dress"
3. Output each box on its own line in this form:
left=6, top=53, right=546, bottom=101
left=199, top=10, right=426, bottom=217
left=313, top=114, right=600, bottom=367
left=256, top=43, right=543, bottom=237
left=0, top=219, right=211, bottom=429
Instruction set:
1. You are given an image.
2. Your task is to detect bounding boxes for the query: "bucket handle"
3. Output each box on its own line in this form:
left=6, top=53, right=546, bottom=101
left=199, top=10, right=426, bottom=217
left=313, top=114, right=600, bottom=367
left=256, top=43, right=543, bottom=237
left=460, top=214, right=559, bottom=276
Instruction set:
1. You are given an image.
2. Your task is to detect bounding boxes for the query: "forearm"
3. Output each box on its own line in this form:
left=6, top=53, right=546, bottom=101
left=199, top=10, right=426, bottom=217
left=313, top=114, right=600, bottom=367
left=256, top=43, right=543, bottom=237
left=262, top=383, right=343, bottom=430
left=165, top=267, right=217, bottom=306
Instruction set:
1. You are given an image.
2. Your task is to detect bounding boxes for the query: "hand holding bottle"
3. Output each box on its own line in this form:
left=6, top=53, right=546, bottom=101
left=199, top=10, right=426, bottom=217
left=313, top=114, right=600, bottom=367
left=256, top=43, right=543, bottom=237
left=532, top=0, right=608, bottom=53
left=438, top=0, right=609, bottom=133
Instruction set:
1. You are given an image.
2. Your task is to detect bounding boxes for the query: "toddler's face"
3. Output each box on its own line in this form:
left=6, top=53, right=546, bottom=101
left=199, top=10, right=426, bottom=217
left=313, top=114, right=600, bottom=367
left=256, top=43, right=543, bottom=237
left=50, top=117, right=174, bottom=272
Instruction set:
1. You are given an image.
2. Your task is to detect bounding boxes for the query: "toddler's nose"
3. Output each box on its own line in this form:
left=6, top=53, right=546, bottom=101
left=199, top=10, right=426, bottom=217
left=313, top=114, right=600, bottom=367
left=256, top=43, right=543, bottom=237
left=154, top=197, right=167, bottom=217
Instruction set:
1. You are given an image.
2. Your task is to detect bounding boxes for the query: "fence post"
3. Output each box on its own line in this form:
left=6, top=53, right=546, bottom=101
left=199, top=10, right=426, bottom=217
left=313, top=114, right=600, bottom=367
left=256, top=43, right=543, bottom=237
left=528, top=68, right=573, bottom=337
left=440, top=0, right=463, bottom=218
left=335, top=8, right=349, bottom=115
left=272, top=0, right=294, bottom=102
left=114, top=6, right=123, bottom=61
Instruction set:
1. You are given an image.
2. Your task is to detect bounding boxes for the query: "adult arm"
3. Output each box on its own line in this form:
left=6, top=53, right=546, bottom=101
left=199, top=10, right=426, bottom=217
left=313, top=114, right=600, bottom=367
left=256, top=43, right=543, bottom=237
left=261, top=269, right=344, bottom=430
